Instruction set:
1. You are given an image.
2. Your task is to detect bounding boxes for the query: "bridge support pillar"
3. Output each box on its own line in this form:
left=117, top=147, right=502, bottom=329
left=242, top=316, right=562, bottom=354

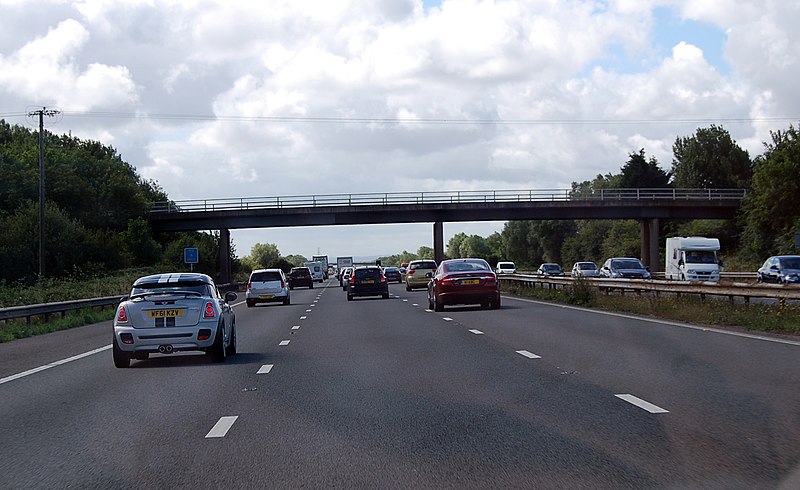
left=433, top=221, right=444, bottom=264
left=640, top=219, right=660, bottom=273
left=219, top=228, right=232, bottom=285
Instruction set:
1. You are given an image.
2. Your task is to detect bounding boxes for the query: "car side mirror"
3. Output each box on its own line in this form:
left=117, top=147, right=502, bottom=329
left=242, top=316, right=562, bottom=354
left=771, top=265, right=780, bottom=271
left=225, top=291, right=238, bottom=302
left=119, top=295, right=129, bottom=303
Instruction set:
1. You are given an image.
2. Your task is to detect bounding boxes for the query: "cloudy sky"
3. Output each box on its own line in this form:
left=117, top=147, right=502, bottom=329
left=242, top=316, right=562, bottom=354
left=1, top=0, right=798, bottom=261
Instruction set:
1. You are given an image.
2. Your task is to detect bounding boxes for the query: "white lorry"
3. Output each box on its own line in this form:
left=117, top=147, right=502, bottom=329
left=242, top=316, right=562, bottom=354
left=336, top=256, right=353, bottom=277
left=304, top=261, right=325, bottom=283
left=665, top=237, right=721, bottom=282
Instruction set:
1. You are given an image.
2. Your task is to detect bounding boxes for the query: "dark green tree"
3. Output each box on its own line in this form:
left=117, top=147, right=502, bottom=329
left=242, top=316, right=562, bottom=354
left=619, top=149, right=670, bottom=188
left=741, top=125, right=800, bottom=257
left=671, top=125, right=752, bottom=188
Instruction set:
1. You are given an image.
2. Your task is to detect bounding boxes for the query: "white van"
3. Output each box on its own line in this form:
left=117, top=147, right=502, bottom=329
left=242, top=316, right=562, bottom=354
left=665, top=237, right=721, bottom=282
left=495, top=261, right=517, bottom=274
left=304, top=261, right=325, bottom=283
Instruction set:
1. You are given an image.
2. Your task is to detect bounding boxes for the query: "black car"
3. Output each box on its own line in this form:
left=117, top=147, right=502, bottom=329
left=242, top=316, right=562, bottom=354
left=383, top=267, right=402, bottom=283
left=287, top=267, right=314, bottom=289
left=757, top=255, right=800, bottom=284
left=347, top=266, right=390, bottom=300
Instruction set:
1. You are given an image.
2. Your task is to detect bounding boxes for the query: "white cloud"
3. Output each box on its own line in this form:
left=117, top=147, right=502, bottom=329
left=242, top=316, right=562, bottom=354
left=0, top=0, right=796, bottom=257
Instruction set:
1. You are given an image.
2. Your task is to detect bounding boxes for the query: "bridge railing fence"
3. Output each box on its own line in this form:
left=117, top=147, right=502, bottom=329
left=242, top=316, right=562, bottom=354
left=149, top=188, right=747, bottom=213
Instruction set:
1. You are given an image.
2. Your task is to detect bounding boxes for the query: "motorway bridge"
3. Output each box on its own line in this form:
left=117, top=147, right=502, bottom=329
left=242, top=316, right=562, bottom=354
left=148, top=188, right=746, bottom=283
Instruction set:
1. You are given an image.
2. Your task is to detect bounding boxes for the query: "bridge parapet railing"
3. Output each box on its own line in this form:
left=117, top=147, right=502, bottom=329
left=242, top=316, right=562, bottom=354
left=149, top=188, right=746, bottom=213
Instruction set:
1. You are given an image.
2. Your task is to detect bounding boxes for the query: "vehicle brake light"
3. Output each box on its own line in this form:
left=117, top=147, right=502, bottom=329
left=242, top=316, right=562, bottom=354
left=247, top=281, right=252, bottom=290
left=380, top=275, right=387, bottom=283
left=204, top=302, right=215, bottom=318
left=281, top=279, right=286, bottom=288
left=117, top=306, right=128, bottom=323
left=407, top=269, right=415, bottom=275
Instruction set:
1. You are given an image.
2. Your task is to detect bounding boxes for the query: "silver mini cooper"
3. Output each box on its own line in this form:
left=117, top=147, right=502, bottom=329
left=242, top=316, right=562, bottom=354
left=113, top=273, right=237, bottom=368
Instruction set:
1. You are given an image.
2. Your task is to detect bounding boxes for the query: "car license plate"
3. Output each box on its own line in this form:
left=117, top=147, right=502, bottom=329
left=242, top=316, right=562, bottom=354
left=361, top=280, right=375, bottom=284
left=460, top=279, right=480, bottom=285
left=259, top=295, right=273, bottom=299
left=147, top=309, right=183, bottom=318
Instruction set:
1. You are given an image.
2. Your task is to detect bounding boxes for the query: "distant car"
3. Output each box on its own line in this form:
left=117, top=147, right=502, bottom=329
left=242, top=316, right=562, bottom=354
left=757, top=255, right=800, bottom=284
left=287, top=267, right=314, bottom=290
left=405, top=260, right=438, bottom=290
left=571, top=261, right=599, bottom=278
left=427, top=258, right=500, bottom=311
left=341, top=267, right=354, bottom=290
left=599, top=258, right=651, bottom=279
left=383, top=266, right=402, bottom=283
left=347, top=266, right=390, bottom=300
left=495, top=261, right=517, bottom=274
left=537, top=263, right=564, bottom=276
left=112, top=273, right=237, bottom=368
left=246, top=269, right=290, bottom=307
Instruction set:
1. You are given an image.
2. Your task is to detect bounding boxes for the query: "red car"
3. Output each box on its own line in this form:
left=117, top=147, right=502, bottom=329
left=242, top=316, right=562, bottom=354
left=427, top=258, right=501, bottom=311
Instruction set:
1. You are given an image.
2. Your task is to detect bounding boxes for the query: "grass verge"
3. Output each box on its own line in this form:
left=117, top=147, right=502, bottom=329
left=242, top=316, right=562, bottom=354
left=502, top=280, right=800, bottom=336
left=0, top=307, right=116, bottom=343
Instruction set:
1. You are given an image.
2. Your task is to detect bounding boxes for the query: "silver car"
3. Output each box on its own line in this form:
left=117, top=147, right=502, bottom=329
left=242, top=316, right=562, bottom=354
left=113, top=273, right=238, bottom=368
left=571, top=261, right=599, bottom=278
left=246, top=268, right=290, bottom=307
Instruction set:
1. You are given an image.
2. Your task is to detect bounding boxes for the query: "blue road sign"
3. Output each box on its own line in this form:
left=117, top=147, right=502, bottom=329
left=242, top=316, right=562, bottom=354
left=184, top=247, right=199, bottom=264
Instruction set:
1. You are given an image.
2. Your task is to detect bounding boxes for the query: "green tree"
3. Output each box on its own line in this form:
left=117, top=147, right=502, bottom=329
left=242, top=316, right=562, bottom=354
left=416, top=246, right=434, bottom=260
left=619, top=149, right=670, bottom=188
left=121, top=217, right=162, bottom=266
left=283, top=254, right=309, bottom=267
left=671, top=125, right=752, bottom=188
left=741, top=125, right=800, bottom=257
left=249, top=243, right=282, bottom=268
left=447, top=232, right=468, bottom=258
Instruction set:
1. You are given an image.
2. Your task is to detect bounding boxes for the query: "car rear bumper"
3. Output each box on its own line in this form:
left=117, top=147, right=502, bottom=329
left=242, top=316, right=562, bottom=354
left=438, top=289, right=499, bottom=306
left=349, top=285, right=389, bottom=297
left=114, top=324, right=218, bottom=353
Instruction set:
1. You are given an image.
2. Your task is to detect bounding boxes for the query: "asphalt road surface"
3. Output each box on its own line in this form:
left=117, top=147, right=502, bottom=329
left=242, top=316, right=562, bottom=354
left=1, top=280, right=799, bottom=489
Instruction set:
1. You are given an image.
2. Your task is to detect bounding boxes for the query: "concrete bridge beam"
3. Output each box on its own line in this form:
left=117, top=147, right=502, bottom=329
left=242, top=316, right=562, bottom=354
left=434, top=221, right=444, bottom=264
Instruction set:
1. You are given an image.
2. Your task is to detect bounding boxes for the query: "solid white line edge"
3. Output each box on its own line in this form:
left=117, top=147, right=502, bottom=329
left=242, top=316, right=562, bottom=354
left=0, top=344, right=112, bottom=385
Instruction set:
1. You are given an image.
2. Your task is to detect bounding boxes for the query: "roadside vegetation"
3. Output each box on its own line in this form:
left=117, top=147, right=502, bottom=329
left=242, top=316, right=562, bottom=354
left=0, top=308, right=115, bottom=343
left=502, top=280, right=800, bottom=336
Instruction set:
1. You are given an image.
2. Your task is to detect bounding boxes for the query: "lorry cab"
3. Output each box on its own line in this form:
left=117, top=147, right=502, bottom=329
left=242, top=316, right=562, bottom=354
left=665, top=237, right=721, bottom=282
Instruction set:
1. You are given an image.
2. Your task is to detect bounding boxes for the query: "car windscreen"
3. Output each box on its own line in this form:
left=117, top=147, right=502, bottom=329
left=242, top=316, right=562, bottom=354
left=612, top=260, right=643, bottom=269
left=355, top=268, right=381, bottom=279
left=290, top=269, right=310, bottom=276
left=131, top=281, right=210, bottom=297
left=410, top=261, right=437, bottom=270
left=544, top=264, right=561, bottom=271
left=251, top=271, right=283, bottom=282
left=779, top=257, right=800, bottom=269
left=684, top=251, right=717, bottom=264
left=578, top=263, right=596, bottom=269
left=445, top=261, right=490, bottom=273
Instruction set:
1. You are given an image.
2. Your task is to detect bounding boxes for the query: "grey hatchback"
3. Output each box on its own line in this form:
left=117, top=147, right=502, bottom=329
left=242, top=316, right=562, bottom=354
left=113, top=273, right=237, bottom=368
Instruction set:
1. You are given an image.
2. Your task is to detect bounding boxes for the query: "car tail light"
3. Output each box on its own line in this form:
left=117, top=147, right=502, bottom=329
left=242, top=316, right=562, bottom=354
left=247, top=281, right=252, bottom=290
left=407, top=269, right=416, bottom=276
left=117, top=306, right=128, bottom=323
left=198, top=329, right=212, bottom=341
left=380, top=275, right=387, bottom=283
left=281, top=279, right=286, bottom=288
left=350, top=275, right=356, bottom=284
left=204, top=302, right=215, bottom=319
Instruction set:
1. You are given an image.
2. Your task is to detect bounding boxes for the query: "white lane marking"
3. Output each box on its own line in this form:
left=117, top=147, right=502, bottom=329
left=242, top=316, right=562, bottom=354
left=205, top=416, right=238, bottom=438
left=279, top=340, right=290, bottom=346
left=0, top=345, right=112, bottom=386
left=257, top=364, right=274, bottom=374
left=300, top=316, right=307, bottom=320
left=310, top=304, right=316, bottom=307
left=442, top=317, right=453, bottom=322
left=412, top=303, right=419, bottom=307
left=615, top=394, right=669, bottom=413
left=403, top=299, right=409, bottom=302
left=516, top=350, right=541, bottom=359
left=469, top=329, right=484, bottom=335
left=292, top=325, right=300, bottom=330
left=305, top=309, right=312, bottom=312
left=505, top=296, right=800, bottom=347
left=425, top=309, right=433, bottom=313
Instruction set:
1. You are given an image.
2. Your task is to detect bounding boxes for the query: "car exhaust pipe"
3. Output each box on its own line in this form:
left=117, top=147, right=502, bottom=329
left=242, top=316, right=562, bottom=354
left=158, top=345, right=174, bottom=354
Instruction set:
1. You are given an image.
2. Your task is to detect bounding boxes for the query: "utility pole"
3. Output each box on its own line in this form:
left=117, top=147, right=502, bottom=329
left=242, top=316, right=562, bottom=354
left=27, top=107, right=61, bottom=278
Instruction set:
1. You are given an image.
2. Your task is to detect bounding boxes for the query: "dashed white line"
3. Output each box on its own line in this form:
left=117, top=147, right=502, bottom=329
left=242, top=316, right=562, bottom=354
left=412, top=303, right=419, bottom=307
left=300, top=316, right=307, bottom=320
left=516, top=350, right=541, bottom=359
left=291, top=325, right=300, bottom=330
left=442, top=317, right=453, bottom=322
left=305, top=309, right=312, bottom=312
left=257, top=364, right=274, bottom=374
left=425, top=309, right=433, bottom=313
left=615, top=394, right=669, bottom=413
left=469, top=329, right=484, bottom=335
left=205, top=416, right=238, bottom=438
left=402, top=299, right=409, bottom=302
left=0, top=345, right=112, bottom=385
left=279, top=340, right=291, bottom=346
